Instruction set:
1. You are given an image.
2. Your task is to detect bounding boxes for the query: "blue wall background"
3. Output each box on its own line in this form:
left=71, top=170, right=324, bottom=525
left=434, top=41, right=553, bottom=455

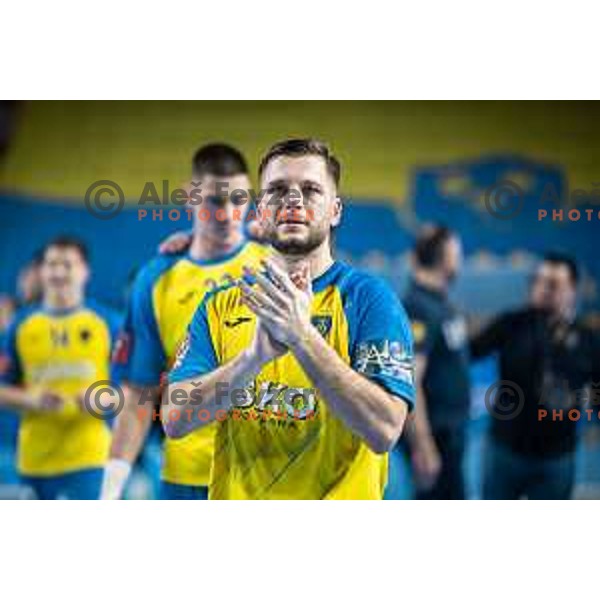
left=2, top=155, right=597, bottom=317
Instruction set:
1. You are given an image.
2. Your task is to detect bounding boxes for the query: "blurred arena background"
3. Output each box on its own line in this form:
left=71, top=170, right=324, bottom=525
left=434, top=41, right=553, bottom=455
left=1, top=100, right=599, bottom=499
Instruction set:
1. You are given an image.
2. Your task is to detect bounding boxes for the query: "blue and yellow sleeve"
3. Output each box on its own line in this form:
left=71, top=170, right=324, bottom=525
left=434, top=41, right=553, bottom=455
left=168, top=298, right=219, bottom=384
left=113, top=258, right=171, bottom=387
left=91, top=301, right=124, bottom=385
left=346, top=274, right=416, bottom=411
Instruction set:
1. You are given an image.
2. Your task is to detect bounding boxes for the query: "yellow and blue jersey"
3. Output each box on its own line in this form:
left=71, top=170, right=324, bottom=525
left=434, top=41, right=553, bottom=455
left=0, top=301, right=121, bottom=477
left=117, top=241, right=269, bottom=487
left=169, top=261, right=415, bottom=499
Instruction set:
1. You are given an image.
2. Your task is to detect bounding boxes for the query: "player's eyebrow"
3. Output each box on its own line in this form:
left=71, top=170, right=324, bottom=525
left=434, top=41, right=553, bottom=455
left=300, top=179, right=323, bottom=191
left=266, top=178, right=323, bottom=190
left=265, top=178, right=289, bottom=190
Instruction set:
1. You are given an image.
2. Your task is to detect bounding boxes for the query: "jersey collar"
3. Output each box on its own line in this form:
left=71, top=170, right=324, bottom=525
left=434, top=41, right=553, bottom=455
left=186, top=237, right=248, bottom=266
left=41, top=303, right=84, bottom=316
left=312, top=261, right=344, bottom=294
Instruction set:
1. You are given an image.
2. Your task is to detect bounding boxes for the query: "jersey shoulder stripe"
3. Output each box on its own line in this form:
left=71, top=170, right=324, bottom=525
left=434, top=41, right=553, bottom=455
left=132, top=253, right=183, bottom=298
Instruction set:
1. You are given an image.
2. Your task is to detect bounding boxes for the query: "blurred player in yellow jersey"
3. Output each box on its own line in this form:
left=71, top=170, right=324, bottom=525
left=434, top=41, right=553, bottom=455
left=163, top=139, right=415, bottom=499
left=0, top=237, right=120, bottom=499
left=101, top=143, right=268, bottom=500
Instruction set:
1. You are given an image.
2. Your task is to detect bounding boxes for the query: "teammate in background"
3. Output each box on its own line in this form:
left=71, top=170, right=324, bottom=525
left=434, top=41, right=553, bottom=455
left=163, top=138, right=415, bottom=499
left=102, top=143, right=268, bottom=500
left=17, top=253, right=43, bottom=306
left=0, top=237, right=120, bottom=499
left=156, top=208, right=266, bottom=255
left=402, top=225, right=470, bottom=499
left=471, top=253, right=600, bottom=499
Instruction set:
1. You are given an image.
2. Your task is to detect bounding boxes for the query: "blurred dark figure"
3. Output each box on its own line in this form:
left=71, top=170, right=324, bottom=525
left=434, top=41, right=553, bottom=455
left=403, top=225, right=470, bottom=499
left=472, top=253, right=600, bottom=499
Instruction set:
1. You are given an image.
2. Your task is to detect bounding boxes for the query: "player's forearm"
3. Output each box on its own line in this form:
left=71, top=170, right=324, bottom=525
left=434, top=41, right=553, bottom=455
left=162, top=349, right=265, bottom=438
left=0, top=385, right=36, bottom=411
left=109, top=385, right=155, bottom=463
left=101, top=385, right=156, bottom=500
left=290, top=326, right=409, bottom=454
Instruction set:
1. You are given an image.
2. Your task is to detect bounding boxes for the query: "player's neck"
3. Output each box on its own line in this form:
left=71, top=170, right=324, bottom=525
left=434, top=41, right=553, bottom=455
left=414, top=269, right=448, bottom=295
left=42, top=290, right=83, bottom=311
left=274, top=241, right=334, bottom=281
left=189, top=229, right=245, bottom=262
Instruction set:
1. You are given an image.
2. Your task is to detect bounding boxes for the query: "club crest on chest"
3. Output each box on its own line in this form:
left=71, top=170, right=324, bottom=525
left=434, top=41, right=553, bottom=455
left=311, top=315, right=333, bottom=338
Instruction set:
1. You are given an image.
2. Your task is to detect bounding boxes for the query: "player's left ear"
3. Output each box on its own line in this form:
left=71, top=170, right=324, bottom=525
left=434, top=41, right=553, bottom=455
left=330, top=196, right=342, bottom=229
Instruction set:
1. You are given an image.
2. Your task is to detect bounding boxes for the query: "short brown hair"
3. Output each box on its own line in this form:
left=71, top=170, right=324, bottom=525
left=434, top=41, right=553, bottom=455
left=44, top=235, right=89, bottom=264
left=258, top=138, right=341, bottom=187
left=414, top=224, right=454, bottom=268
left=192, top=143, right=248, bottom=178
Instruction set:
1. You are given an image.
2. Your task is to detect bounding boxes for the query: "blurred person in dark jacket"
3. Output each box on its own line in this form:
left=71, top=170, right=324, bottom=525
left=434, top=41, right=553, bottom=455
left=403, top=225, right=471, bottom=499
left=471, top=253, right=600, bottom=499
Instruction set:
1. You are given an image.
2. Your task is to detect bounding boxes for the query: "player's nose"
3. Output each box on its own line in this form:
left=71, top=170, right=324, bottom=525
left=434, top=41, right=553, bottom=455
left=282, top=185, right=304, bottom=209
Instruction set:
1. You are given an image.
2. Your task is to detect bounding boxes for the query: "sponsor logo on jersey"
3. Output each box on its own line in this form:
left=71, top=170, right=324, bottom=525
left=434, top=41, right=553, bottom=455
left=354, top=339, right=415, bottom=385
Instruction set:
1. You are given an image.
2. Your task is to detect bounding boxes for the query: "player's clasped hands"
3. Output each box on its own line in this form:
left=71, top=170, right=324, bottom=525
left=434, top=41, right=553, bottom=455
left=29, top=390, right=64, bottom=413
left=239, top=259, right=313, bottom=356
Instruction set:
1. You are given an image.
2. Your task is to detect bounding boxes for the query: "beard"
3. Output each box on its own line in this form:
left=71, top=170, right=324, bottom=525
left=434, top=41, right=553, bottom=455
left=265, top=224, right=329, bottom=256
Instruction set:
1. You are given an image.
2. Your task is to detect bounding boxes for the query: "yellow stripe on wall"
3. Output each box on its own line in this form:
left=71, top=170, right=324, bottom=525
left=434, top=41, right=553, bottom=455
left=2, top=101, right=599, bottom=202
